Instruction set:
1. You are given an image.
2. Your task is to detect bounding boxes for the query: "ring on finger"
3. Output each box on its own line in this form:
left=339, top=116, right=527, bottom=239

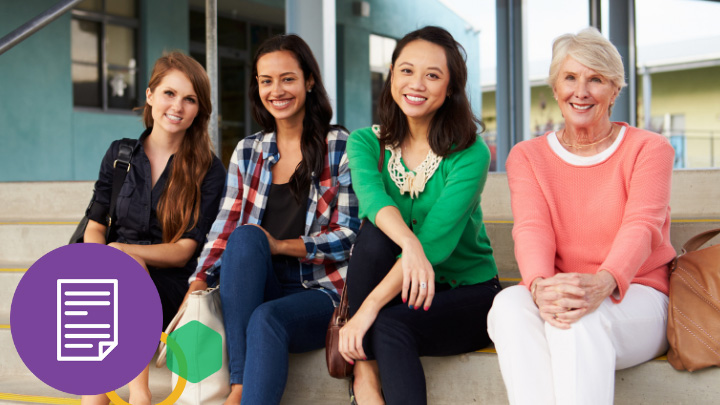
left=420, top=282, right=427, bottom=289
left=553, top=313, right=558, bottom=320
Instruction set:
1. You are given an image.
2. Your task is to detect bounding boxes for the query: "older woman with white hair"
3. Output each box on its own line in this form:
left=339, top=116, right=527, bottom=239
left=487, top=27, right=675, bottom=405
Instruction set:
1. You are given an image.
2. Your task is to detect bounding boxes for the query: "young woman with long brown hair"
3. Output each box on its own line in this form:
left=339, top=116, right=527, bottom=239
left=81, top=51, right=226, bottom=405
left=186, top=34, right=360, bottom=405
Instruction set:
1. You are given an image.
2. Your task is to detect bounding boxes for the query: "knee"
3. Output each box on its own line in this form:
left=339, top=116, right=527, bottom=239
left=226, top=225, right=269, bottom=257
left=349, top=225, right=397, bottom=270
left=247, top=302, right=288, bottom=342
left=487, top=285, right=535, bottom=334
left=371, top=311, right=416, bottom=349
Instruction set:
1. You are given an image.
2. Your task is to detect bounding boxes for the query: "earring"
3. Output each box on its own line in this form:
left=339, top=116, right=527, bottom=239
left=307, top=88, right=313, bottom=93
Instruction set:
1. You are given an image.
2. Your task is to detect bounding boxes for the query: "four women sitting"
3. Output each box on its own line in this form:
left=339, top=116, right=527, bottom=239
left=90, top=24, right=676, bottom=405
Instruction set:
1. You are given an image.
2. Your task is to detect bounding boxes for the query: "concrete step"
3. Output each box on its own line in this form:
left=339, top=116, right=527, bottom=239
left=3, top=220, right=718, bottom=289
left=0, top=182, right=94, bottom=222
left=0, top=271, right=24, bottom=325
left=0, top=347, right=172, bottom=404
left=1, top=339, right=719, bottom=405
left=0, top=223, right=77, bottom=265
left=0, top=327, right=26, bottom=379
left=1, top=170, right=718, bottom=222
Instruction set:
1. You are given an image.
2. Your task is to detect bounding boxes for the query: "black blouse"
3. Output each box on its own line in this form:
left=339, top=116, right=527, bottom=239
left=261, top=182, right=308, bottom=241
left=87, top=129, right=226, bottom=277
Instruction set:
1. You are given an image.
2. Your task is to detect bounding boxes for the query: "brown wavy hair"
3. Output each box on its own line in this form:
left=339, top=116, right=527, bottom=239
left=377, top=26, right=483, bottom=156
left=142, top=52, right=214, bottom=243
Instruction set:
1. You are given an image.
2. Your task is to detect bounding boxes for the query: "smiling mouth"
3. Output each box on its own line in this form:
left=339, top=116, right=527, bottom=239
left=270, top=99, right=292, bottom=108
left=404, top=94, right=427, bottom=104
left=165, top=113, right=182, bottom=123
left=570, top=103, right=592, bottom=110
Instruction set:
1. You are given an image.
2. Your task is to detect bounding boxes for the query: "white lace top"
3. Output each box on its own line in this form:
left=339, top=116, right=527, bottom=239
left=372, top=125, right=443, bottom=199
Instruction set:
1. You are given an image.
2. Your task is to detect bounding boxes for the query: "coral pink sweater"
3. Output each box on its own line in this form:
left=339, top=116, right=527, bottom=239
left=506, top=123, right=676, bottom=301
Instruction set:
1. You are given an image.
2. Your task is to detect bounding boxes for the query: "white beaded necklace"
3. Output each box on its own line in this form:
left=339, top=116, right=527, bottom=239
left=372, top=125, right=443, bottom=199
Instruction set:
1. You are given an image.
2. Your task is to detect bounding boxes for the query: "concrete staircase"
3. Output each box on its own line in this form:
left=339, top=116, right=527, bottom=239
left=1, top=171, right=720, bottom=404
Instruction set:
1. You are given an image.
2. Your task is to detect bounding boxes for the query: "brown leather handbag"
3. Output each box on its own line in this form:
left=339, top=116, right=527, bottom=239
left=326, top=284, right=354, bottom=378
left=667, top=228, right=720, bottom=371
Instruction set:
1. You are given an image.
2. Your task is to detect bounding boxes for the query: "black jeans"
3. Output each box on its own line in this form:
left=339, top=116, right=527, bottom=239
left=346, top=222, right=501, bottom=405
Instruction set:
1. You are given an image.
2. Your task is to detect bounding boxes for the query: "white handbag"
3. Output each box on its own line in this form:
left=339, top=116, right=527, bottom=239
left=156, top=287, right=230, bottom=404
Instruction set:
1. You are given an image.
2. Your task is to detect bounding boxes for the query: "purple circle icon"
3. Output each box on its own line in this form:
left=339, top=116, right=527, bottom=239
left=11, top=244, right=162, bottom=395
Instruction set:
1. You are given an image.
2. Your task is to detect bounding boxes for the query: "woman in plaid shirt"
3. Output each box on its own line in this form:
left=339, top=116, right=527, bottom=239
left=187, top=35, right=360, bottom=404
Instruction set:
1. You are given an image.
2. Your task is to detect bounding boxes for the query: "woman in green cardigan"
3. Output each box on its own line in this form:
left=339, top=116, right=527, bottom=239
left=339, top=26, right=500, bottom=405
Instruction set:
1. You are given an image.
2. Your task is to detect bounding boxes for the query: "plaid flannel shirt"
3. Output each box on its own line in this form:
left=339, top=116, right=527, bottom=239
left=190, top=128, right=360, bottom=303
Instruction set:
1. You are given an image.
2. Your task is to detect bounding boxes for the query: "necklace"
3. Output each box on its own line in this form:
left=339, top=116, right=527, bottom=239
left=371, top=125, right=442, bottom=199
left=559, top=124, right=615, bottom=149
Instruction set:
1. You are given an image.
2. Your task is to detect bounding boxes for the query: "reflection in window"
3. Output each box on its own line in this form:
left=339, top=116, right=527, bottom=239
left=71, top=1, right=138, bottom=110
left=369, top=34, right=396, bottom=125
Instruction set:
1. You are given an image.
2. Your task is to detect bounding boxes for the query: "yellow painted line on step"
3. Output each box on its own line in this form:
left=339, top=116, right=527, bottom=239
left=0, top=221, right=78, bottom=225
left=499, top=278, right=521, bottom=283
left=0, top=268, right=27, bottom=272
left=0, top=393, right=80, bottom=404
left=0, top=324, right=9, bottom=329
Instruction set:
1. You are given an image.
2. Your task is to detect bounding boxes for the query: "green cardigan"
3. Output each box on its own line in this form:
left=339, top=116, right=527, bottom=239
left=347, top=127, right=498, bottom=287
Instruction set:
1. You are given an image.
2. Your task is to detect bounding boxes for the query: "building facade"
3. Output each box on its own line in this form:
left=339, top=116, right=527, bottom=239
left=0, top=0, right=480, bottom=181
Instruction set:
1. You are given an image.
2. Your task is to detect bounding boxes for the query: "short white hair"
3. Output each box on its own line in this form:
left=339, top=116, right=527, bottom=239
left=547, top=27, right=627, bottom=91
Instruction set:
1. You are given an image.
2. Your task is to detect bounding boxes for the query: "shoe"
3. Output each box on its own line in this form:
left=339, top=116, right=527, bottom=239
left=349, top=375, right=358, bottom=405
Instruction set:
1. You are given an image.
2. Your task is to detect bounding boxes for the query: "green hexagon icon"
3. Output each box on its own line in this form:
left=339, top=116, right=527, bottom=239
left=167, top=320, right=223, bottom=383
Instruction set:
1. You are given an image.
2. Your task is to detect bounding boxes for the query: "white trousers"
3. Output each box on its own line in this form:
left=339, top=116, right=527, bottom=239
left=487, top=284, right=668, bottom=405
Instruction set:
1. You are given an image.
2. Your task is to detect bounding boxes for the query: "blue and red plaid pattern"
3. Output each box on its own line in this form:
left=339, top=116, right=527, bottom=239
left=190, top=129, right=360, bottom=303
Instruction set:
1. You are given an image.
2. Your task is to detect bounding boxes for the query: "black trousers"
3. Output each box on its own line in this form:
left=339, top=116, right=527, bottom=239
left=346, top=222, right=501, bottom=405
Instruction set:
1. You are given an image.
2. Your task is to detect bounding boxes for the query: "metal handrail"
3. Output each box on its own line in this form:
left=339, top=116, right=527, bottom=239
left=0, top=0, right=83, bottom=56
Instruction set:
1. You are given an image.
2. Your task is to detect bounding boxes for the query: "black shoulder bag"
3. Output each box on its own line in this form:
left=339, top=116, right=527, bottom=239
left=69, top=138, right=136, bottom=244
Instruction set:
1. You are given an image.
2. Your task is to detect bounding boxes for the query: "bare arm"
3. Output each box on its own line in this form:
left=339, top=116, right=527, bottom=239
left=108, top=239, right=198, bottom=269
left=374, top=206, right=435, bottom=309
left=249, top=224, right=308, bottom=257
left=84, top=219, right=108, bottom=244
left=86, top=219, right=198, bottom=268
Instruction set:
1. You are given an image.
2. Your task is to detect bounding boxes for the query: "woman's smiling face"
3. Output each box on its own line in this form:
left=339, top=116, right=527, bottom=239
left=146, top=69, right=199, bottom=138
left=256, top=50, right=314, bottom=125
left=553, top=56, right=620, bottom=132
left=390, top=39, right=450, bottom=125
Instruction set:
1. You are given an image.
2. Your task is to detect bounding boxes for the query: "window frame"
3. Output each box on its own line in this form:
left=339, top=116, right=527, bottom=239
left=71, top=3, right=140, bottom=113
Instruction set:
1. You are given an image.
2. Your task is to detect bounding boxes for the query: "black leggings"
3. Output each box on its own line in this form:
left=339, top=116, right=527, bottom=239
left=346, top=222, right=501, bottom=405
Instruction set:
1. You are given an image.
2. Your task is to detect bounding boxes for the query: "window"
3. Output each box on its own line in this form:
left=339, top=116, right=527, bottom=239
left=369, top=34, right=396, bottom=125
left=71, top=0, right=139, bottom=110
left=189, top=9, right=283, bottom=166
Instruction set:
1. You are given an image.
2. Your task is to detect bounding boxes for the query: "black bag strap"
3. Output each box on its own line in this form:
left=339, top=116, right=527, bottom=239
left=105, top=138, right=137, bottom=240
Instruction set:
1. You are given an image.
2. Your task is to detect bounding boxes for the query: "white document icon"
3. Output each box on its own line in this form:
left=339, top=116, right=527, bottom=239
left=57, top=279, right=119, bottom=361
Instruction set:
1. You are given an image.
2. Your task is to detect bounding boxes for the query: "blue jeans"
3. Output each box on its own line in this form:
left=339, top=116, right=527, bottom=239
left=219, top=226, right=335, bottom=405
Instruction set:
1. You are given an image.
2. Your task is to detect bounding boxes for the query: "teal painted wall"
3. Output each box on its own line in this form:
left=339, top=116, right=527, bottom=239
left=335, top=0, right=481, bottom=133
left=0, top=0, right=476, bottom=181
left=0, top=0, right=189, bottom=181
left=0, top=1, right=75, bottom=181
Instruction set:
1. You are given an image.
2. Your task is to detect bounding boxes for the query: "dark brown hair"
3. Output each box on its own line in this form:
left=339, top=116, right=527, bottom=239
left=142, top=51, right=214, bottom=243
left=249, top=34, right=342, bottom=201
left=377, top=26, right=483, bottom=156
